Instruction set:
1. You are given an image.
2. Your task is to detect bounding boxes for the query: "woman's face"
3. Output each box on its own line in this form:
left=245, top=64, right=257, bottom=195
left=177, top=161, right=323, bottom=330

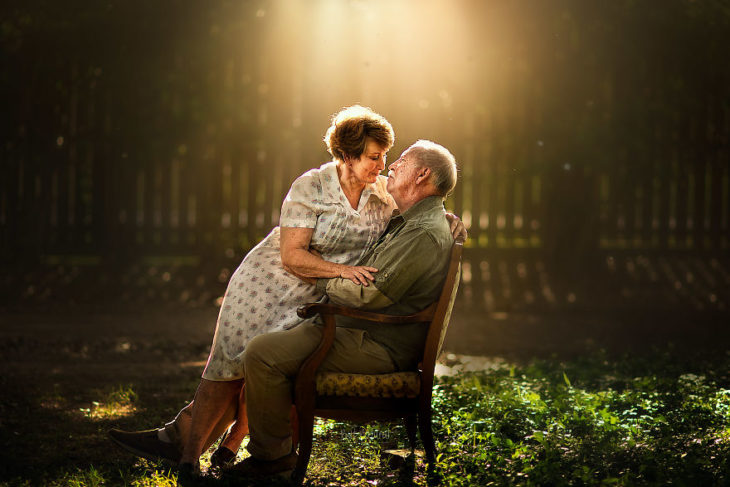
left=348, top=139, right=388, bottom=184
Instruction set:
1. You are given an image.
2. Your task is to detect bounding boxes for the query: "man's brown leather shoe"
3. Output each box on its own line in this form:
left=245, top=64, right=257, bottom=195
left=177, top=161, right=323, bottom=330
left=108, top=428, right=182, bottom=464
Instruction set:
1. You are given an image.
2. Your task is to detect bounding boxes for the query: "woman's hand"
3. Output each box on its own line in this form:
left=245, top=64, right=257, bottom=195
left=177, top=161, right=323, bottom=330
left=445, top=212, right=468, bottom=241
left=340, top=265, right=378, bottom=286
left=280, top=227, right=378, bottom=285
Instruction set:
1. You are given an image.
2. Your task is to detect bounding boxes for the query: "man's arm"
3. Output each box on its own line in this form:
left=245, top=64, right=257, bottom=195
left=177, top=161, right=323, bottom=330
left=315, top=276, right=394, bottom=309
left=315, top=229, right=442, bottom=310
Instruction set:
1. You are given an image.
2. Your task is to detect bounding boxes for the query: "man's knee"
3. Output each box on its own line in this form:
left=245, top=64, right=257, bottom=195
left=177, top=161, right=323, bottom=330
left=243, top=324, right=322, bottom=379
left=242, top=334, right=270, bottom=377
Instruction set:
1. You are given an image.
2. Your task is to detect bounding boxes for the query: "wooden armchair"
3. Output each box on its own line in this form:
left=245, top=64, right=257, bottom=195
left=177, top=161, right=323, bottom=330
left=291, top=236, right=464, bottom=484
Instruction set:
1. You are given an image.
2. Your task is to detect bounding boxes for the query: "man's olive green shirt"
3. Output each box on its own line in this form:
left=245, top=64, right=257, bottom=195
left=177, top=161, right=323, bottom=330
left=315, top=195, right=453, bottom=370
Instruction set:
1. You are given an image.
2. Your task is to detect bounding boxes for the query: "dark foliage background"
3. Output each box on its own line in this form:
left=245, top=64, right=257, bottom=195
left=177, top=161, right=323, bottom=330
left=1, top=0, right=729, bottom=313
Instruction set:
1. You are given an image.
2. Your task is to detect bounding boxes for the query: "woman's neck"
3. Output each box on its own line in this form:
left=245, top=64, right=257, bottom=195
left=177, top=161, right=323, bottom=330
left=336, top=162, right=366, bottom=210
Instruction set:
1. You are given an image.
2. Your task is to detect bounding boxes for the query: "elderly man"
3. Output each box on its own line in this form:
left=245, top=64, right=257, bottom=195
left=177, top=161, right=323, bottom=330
left=218, top=139, right=459, bottom=481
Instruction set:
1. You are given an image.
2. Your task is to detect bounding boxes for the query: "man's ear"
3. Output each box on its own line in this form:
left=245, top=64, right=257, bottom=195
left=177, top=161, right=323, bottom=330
left=415, top=167, right=431, bottom=186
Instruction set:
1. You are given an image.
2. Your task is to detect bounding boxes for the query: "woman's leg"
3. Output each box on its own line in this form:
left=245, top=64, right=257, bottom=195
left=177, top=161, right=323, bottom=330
left=215, top=383, right=300, bottom=455
left=210, top=383, right=299, bottom=453
left=219, top=381, right=249, bottom=452
left=179, top=378, right=242, bottom=465
left=160, top=401, right=192, bottom=448
left=163, top=399, right=238, bottom=454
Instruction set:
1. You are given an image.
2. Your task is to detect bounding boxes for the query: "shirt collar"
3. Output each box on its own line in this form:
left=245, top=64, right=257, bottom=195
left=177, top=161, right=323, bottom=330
left=397, top=195, right=445, bottom=221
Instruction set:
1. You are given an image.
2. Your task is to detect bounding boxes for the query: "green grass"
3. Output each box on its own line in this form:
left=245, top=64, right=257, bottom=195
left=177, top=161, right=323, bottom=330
left=425, top=352, right=730, bottom=486
left=2, top=349, right=729, bottom=486
left=305, top=349, right=730, bottom=486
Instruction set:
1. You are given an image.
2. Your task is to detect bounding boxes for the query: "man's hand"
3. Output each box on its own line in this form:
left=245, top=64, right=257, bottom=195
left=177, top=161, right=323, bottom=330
left=445, top=212, right=468, bottom=241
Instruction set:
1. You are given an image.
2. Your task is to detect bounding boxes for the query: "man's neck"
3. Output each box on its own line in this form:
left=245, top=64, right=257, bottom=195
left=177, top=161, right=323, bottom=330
left=393, top=189, right=439, bottom=214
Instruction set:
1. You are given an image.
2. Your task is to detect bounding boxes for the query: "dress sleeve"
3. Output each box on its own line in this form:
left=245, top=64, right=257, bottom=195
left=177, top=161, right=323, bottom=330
left=279, top=170, right=321, bottom=228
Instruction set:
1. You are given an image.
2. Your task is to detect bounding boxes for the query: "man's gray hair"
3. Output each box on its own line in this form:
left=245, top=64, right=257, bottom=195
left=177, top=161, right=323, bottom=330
left=407, top=140, right=458, bottom=197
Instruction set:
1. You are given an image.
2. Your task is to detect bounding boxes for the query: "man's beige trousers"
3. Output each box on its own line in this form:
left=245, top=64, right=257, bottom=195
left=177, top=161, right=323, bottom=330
left=243, top=322, right=397, bottom=460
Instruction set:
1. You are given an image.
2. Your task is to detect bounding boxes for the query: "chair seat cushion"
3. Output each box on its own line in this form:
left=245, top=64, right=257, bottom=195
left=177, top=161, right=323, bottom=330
left=315, top=371, right=421, bottom=398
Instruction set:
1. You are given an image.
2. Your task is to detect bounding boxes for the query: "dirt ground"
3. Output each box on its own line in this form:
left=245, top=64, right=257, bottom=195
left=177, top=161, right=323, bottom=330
left=0, top=306, right=212, bottom=483
left=1, top=303, right=728, bottom=483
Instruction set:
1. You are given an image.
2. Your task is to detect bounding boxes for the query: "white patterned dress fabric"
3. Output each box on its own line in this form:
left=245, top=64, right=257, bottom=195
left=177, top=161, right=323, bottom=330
left=202, top=162, right=395, bottom=380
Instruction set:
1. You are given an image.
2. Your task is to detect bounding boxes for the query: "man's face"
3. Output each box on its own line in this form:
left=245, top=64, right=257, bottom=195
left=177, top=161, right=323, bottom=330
left=386, top=149, right=419, bottom=199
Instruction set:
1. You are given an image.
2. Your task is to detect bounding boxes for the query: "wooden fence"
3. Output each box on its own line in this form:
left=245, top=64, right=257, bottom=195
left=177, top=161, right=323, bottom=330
left=2, top=66, right=727, bottom=264
left=1, top=0, right=728, bottom=314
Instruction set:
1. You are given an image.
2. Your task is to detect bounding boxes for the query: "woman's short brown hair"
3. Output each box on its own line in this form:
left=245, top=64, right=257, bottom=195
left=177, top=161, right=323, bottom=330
left=324, top=105, right=394, bottom=162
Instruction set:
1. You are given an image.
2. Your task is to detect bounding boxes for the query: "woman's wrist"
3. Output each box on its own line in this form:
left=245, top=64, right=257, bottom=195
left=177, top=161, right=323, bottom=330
left=334, top=263, right=349, bottom=278
left=295, top=251, right=345, bottom=279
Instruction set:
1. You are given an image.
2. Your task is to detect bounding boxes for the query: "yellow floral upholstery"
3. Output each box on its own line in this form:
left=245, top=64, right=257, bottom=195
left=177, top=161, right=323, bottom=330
left=315, top=371, right=421, bottom=398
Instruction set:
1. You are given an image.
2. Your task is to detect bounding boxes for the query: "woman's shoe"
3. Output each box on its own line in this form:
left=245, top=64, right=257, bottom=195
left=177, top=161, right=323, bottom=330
left=210, top=446, right=237, bottom=469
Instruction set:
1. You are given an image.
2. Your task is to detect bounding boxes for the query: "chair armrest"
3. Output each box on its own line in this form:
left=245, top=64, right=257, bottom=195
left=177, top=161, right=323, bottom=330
left=297, top=302, right=436, bottom=324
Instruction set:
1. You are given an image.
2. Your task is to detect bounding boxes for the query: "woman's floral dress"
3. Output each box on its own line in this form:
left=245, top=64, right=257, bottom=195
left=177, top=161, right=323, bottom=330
left=202, top=162, right=395, bottom=380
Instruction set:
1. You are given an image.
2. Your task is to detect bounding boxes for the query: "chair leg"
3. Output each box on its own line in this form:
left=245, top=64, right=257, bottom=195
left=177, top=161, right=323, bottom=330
left=418, top=406, right=436, bottom=464
left=404, top=414, right=417, bottom=453
left=291, top=408, right=314, bottom=486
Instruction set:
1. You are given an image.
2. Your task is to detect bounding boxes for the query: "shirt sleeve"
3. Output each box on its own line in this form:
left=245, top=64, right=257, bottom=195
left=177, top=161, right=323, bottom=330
left=279, top=171, right=321, bottom=228
left=367, top=228, right=442, bottom=304
left=316, top=277, right=395, bottom=310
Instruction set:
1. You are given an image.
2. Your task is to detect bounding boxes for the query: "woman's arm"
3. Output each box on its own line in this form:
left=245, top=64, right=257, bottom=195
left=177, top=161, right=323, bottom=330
left=280, top=227, right=378, bottom=286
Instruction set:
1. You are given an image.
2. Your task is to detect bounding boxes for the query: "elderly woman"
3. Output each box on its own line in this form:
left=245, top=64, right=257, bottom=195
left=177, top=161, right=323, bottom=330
left=110, top=106, right=463, bottom=473
left=193, top=105, right=397, bottom=464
